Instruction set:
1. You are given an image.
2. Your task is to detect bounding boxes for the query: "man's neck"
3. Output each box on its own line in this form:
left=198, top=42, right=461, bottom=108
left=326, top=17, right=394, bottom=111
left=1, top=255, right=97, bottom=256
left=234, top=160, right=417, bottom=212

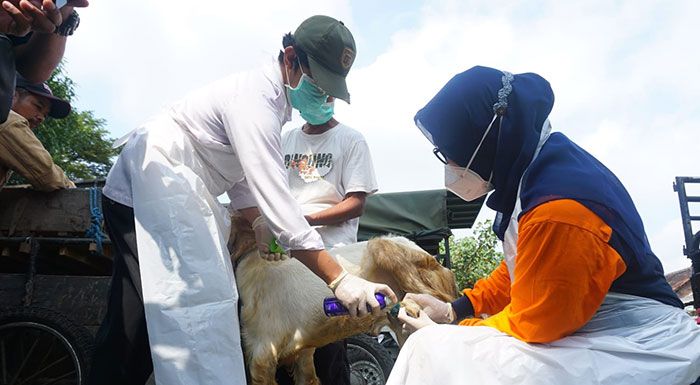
left=302, top=118, right=339, bottom=135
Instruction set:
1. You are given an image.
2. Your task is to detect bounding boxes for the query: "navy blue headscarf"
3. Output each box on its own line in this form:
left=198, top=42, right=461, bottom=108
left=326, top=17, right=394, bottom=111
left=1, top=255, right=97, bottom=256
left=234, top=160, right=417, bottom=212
left=415, top=66, right=554, bottom=238
left=415, top=66, right=681, bottom=308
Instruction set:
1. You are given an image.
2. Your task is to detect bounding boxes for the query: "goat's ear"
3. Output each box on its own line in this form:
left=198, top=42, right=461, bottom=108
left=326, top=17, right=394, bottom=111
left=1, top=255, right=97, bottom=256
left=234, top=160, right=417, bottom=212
left=364, top=237, right=458, bottom=302
left=362, top=238, right=403, bottom=276
left=229, top=212, right=257, bottom=262
left=409, top=247, right=459, bottom=302
left=417, top=261, right=459, bottom=302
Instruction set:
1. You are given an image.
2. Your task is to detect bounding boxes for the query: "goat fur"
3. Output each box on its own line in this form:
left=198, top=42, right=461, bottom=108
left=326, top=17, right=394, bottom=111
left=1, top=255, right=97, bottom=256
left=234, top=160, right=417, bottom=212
left=229, top=215, right=458, bottom=385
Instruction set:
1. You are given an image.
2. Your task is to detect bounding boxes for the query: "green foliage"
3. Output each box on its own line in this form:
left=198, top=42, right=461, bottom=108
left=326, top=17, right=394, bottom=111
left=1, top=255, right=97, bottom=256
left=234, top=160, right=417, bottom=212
left=440, top=220, right=503, bottom=291
left=9, top=64, right=116, bottom=184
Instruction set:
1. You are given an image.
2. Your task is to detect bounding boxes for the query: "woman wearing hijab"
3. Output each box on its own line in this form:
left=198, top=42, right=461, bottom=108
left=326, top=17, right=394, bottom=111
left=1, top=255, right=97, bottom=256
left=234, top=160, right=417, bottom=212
left=387, top=66, right=700, bottom=385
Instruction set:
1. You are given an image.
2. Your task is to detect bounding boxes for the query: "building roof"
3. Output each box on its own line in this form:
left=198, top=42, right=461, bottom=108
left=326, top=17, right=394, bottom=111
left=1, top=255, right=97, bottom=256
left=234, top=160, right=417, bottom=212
left=666, top=267, right=693, bottom=304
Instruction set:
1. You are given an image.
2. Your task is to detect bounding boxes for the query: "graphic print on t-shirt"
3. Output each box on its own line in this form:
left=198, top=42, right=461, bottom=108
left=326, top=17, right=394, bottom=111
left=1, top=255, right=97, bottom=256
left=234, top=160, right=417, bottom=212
left=284, top=152, right=333, bottom=183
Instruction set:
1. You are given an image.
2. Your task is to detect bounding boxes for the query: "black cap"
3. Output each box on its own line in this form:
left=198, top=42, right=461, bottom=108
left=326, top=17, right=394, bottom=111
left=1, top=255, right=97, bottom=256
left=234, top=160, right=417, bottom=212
left=15, top=73, right=71, bottom=119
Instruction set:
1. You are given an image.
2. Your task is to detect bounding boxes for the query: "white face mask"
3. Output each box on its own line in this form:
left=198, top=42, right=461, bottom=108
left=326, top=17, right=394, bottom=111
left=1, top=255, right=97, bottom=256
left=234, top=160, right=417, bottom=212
left=444, top=114, right=499, bottom=201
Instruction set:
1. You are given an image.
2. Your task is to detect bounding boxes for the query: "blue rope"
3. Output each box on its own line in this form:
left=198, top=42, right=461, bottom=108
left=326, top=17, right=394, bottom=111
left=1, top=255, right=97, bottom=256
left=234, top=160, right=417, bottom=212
left=85, top=186, right=107, bottom=254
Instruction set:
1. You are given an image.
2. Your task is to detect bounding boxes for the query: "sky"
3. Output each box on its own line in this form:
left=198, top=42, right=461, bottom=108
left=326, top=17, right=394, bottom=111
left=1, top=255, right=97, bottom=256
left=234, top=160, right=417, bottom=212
left=60, top=0, right=699, bottom=273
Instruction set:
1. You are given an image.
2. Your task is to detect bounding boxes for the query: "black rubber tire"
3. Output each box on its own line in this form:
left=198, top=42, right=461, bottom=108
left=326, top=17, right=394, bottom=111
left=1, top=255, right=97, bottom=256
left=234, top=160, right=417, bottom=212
left=347, top=333, right=395, bottom=385
left=0, top=306, right=94, bottom=385
left=377, top=331, right=400, bottom=363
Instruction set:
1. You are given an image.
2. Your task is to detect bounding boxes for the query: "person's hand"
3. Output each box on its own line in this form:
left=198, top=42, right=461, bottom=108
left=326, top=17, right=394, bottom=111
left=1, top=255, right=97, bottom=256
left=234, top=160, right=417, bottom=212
left=0, top=0, right=86, bottom=36
left=398, top=307, right=436, bottom=334
left=251, top=215, right=287, bottom=261
left=66, top=0, right=89, bottom=7
left=403, top=293, right=455, bottom=324
left=1, top=0, right=32, bottom=36
left=332, top=272, right=397, bottom=317
left=3, top=0, right=62, bottom=34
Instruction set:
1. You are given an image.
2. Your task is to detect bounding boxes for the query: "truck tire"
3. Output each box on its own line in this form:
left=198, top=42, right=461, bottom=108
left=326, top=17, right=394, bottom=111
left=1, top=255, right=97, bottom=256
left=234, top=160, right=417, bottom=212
left=347, top=333, right=395, bottom=385
left=0, top=306, right=94, bottom=385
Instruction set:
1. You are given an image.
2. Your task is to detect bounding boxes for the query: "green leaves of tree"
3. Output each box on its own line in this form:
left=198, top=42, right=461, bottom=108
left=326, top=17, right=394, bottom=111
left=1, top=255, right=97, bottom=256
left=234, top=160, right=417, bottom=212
left=440, top=220, right=503, bottom=290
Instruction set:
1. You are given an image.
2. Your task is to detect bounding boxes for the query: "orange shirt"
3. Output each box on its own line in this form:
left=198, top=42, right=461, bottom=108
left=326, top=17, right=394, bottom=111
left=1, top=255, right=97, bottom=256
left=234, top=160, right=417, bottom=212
left=459, top=199, right=627, bottom=343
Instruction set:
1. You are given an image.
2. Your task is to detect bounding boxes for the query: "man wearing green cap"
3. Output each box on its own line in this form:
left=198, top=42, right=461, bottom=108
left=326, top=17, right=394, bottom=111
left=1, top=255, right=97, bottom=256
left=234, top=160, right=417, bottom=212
left=89, top=15, right=395, bottom=385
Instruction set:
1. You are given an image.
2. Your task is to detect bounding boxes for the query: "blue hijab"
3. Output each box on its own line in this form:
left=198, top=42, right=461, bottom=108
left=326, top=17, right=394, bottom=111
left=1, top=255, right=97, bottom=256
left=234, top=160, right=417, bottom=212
left=416, top=66, right=682, bottom=308
left=415, top=66, right=554, bottom=238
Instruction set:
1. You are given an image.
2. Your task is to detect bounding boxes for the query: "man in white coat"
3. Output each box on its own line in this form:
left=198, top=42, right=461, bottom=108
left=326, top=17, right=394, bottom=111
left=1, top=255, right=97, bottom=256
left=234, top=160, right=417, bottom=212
left=87, top=15, right=395, bottom=385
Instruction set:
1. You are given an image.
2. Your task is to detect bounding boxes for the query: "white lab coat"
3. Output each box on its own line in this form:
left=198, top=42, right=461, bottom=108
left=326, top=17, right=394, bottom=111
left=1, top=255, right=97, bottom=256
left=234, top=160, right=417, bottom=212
left=103, top=59, right=324, bottom=385
left=387, top=121, right=700, bottom=384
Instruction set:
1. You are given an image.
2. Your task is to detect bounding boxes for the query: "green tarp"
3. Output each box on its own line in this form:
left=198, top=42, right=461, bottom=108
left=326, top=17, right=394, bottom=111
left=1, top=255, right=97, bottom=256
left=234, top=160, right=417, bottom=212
left=358, top=189, right=448, bottom=241
left=357, top=188, right=488, bottom=243
left=357, top=189, right=484, bottom=258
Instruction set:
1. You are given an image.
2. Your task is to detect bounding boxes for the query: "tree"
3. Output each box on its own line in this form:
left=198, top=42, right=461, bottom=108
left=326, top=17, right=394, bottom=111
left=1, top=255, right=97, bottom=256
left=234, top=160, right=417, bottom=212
left=440, top=220, right=503, bottom=291
left=9, top=64, right=116, bottom=184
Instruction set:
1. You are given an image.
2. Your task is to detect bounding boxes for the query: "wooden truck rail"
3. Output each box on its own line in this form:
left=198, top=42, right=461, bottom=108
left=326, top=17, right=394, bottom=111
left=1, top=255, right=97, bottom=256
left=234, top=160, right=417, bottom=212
left=0, top=186, right=112, bottom=385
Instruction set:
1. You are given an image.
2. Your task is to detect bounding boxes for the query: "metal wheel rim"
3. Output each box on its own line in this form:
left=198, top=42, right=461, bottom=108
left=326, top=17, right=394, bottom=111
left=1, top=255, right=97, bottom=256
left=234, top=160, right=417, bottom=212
left=349, top=345, right=385, bottom=385
left=0, top=321, right=81, bottom=385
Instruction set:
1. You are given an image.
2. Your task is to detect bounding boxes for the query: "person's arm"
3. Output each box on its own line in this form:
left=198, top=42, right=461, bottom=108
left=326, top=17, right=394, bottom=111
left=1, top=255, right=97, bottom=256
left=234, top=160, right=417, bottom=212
left=0, top=111, right=73, bottom=190
left=238, top=206, right=261, bottom=228
left=231, top=179, right=368, bottom=227
left=13, top=31, right=66, bottom=83
left=399, top=260, right=511, bottom=326
left=306, top=134, right=377, bottom=225
left=221, top=88, right=334, bottom=264
left=8, top=1, right=87, bottom=82
left=12, top=3, right=69, bottom=82
left=306, top=191, right=367, bottom=226
left=459, top=199, right=627, bottom=343
left=227, top=179, right=260, bottom=221
left=233, top=203, right=342, bottom=282
left=451, top=259, right=511, bottom=321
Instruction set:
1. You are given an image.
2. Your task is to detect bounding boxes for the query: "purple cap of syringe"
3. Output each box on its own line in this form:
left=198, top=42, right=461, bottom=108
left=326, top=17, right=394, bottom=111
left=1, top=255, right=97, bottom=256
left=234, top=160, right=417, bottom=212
left=323, top=293, right=388, bottom=317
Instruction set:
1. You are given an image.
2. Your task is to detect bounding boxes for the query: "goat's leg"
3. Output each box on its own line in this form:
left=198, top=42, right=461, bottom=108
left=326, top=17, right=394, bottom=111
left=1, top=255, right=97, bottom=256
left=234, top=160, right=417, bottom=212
left=388, top=316, right=411, bottom=347
left=249, top=346, right=280, bottom=385
left=292, top=348, right=320, bottom=385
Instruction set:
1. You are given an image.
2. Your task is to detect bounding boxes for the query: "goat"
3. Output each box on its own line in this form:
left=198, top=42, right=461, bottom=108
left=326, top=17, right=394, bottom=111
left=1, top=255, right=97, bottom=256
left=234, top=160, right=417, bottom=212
left=228, top=214, right=458, bottom=385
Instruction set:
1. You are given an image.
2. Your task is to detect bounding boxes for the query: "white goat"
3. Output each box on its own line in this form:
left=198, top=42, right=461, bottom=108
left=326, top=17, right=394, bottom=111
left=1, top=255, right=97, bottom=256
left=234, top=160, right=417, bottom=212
left=229, top=215, right=458, bottom=385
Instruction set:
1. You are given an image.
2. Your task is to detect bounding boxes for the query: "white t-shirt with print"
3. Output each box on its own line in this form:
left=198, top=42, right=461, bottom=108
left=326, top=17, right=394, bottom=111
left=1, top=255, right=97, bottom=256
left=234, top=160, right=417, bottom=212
left=282, top=123, right=378, bottom=248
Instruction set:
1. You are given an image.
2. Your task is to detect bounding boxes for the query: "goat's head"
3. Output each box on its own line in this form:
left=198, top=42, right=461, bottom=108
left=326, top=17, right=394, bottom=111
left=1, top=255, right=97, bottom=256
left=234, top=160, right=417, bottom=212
left=358, top=236, right=458, bottom=346
left=360, top=236, right=459, bottom=303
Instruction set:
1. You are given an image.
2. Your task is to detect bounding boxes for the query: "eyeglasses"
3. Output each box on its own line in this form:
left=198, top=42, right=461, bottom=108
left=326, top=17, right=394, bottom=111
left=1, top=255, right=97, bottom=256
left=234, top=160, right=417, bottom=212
left=432, top=148, right=448, bottom=165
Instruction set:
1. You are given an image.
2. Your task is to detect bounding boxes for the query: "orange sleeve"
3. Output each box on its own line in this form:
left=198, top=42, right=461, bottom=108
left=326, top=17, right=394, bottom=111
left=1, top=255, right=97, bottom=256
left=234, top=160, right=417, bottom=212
left=459, top=199, right=627, bottom=343
left=462, top=260, right=511, bottom=316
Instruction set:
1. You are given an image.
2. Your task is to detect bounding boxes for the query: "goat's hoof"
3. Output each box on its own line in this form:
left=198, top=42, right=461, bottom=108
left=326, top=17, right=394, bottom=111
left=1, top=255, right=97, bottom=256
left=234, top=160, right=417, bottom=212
left=401, top=298, right=422, bottom=318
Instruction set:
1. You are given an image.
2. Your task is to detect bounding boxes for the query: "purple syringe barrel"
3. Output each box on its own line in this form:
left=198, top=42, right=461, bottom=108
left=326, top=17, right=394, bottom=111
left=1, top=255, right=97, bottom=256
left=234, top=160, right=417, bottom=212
left=323, top=293, right=388, bottom=317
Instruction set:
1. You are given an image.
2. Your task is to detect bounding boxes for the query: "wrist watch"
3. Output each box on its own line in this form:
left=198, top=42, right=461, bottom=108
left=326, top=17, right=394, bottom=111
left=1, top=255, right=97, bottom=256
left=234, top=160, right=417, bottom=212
left=55, top=10, right=80, bottom=37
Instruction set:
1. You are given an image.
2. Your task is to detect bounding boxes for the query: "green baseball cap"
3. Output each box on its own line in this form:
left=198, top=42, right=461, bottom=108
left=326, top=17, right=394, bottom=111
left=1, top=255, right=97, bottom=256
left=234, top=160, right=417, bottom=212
left=294, top=15, right=356, bottom=103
